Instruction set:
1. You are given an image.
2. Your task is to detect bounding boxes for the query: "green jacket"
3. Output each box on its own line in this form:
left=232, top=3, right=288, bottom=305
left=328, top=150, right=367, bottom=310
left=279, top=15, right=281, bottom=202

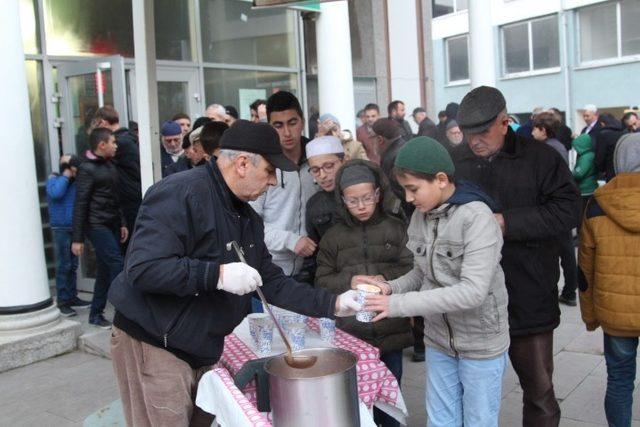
left=572, top=134, right=599, bottom=195
left=315, top=160, right=414, bottom=353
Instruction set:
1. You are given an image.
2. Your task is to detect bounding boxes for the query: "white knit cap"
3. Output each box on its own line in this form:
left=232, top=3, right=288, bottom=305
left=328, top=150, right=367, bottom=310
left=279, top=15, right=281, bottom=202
left=305, top=135, right=344, bottom=159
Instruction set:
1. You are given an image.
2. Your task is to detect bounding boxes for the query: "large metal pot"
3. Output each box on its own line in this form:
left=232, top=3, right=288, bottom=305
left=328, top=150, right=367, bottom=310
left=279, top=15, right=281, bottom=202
left=265, top=347, right=360, bottom=427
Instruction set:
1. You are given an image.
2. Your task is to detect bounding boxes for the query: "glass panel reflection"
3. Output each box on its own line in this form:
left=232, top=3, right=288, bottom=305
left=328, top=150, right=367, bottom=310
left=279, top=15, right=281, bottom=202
left=200, top=0, right=296, bottom=68
left=158, top=81, right=188, bottom=123
left=43, top=0, right=134, bottom=57
left=67, top=71, right=114, bottom=156
left=204, top=69, right=298, bottom=120
left=155, top=0, right=193, bottom=60
left=20, top=0, right=40, bottom=54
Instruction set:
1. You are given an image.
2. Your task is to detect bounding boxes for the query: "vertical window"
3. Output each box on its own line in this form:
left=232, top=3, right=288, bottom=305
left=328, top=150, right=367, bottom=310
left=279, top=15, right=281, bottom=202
left=200, top=0, right=297, bottom=68
left=579, top=0, right=640, bottom=63
left=445, top=35, right=469, bottom=83
left=154, top=0, right=194, bottom=61
left=433, top=0, right=468, bottom=18
left=502, top=15, right=559, bottom=75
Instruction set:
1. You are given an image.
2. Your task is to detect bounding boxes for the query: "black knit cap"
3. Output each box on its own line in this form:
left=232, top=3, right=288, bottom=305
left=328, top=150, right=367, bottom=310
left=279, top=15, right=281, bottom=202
left=457, top=86, right=507, bottom=134
left=220, top=120, right=298, bottom=171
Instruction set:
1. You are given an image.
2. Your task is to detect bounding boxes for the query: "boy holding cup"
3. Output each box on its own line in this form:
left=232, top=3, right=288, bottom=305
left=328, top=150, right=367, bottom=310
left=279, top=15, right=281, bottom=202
left=361, top=137, right=510, bottom=426
left=315, top=159, right=413, bottom=427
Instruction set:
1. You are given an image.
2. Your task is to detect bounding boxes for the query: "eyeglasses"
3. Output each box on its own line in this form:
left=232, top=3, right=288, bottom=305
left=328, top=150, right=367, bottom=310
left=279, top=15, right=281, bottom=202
left=164, top=137, right=182, bottom=143
left=342, top=189, right=380, bottom=208
left=308, top=161, right=339, bottom=177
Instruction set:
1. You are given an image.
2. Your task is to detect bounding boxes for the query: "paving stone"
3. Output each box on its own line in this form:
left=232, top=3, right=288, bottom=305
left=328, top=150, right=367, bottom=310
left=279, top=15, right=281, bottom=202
left=554, top=322, right=589, bottom=354
left=560, top=375, right=608, bottom=424
left=553, top=351, right=603, bottom=399
left=565, top=329, right=604, bottom=355
left=499, top=389, right=523, bottom=426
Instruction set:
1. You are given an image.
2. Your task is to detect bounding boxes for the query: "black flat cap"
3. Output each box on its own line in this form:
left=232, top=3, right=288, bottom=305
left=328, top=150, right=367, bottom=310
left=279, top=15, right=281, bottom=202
left=220, top=120, right=298, bottom=171
left=457, top=86, right=507, bottom=134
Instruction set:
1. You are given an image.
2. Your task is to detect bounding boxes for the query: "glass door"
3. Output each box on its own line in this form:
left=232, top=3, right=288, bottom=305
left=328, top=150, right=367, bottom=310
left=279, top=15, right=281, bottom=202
left=57, top=55, right=128, bottom=156
left=57, top=56, right=128, bottom=291
left=128, top=67, right=201, bottom=125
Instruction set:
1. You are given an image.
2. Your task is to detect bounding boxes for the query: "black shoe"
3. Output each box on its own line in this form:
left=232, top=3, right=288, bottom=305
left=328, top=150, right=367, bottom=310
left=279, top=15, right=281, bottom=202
left=412, top=351, right=425, bottom=362
left=68, top=296, right=91, bottom=309
left=89, top=315, right=112, bottom=329
left=559, top=295, right=577, bottom=306
left=59, top=305, right=77, bottom=317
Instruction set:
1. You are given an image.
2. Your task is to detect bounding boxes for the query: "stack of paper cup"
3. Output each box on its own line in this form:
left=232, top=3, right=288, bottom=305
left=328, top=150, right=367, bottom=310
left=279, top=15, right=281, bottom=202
left=355, top=283, right=381, bottom=322
left=283, top=322, right=306, bottom=351
left=247, top=313, right=274, bottom=355
left=319, top=318, right=336, bottom=343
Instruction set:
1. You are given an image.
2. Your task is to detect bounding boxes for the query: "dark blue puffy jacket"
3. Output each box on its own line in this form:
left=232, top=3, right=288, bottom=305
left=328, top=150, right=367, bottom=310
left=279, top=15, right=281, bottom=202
left=46, top=174, right=76, bottom=229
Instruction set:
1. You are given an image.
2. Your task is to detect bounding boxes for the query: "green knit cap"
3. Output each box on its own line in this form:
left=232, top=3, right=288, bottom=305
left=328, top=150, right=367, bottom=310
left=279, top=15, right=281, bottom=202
left=394, top=137, right=455, bottom=175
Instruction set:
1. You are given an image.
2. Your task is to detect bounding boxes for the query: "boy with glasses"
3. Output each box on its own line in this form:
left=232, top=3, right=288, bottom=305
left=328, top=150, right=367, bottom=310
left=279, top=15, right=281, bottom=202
left=305, top=136, right=346, bottom=243
left=316, top=160, right=413, bottom=427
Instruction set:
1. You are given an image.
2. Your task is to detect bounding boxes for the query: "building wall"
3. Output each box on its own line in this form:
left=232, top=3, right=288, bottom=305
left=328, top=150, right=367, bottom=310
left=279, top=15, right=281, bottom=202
left=431, top=0, right=640, bottom=130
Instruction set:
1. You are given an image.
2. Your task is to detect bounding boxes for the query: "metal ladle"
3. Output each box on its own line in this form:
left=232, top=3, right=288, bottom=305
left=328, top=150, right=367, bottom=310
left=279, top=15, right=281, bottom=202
left=226, top=241, right=317, bottom=369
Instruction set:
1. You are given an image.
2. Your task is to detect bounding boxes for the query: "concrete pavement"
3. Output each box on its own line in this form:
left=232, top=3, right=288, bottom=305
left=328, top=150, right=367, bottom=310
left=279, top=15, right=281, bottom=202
left=1, top=299, right=637, bottom=426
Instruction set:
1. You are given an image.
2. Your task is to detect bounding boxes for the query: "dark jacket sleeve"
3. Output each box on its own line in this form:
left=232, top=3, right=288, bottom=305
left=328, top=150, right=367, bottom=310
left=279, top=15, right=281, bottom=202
left=123, top=183, right=220, bottom=297
left=72, top=165, right=94, bottom=242
left=46, top=175, right=70, bottom=201
left=502, top=149, right=580, bottom=242
left=315, top=229, right=352, bottom=295
left=259, top=227, right=338, bottom=319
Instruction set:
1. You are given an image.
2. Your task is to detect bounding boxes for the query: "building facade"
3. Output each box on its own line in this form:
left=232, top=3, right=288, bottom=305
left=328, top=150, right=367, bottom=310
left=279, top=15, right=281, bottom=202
left=431, top=0, right=640, bottom=128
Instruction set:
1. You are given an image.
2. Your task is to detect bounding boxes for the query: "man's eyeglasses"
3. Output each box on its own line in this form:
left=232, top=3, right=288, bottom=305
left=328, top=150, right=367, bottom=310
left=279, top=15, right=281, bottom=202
left=164, top=137, right=182, bottom=143
left=308, top=161, right=339, bottom=177
left=342, top=189, right=380, bottom=208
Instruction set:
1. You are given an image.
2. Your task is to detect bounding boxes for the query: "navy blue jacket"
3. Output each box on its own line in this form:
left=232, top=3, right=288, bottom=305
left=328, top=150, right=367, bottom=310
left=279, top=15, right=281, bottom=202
left=108, top=159, right=338, bottom=367
left=46, top=174, right=76, bottom=230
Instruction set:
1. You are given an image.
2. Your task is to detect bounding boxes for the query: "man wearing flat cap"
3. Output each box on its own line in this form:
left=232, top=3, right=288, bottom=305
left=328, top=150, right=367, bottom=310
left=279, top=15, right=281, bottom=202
left=451, top=86, right=580, bottom=426
left=107, top=120, right=361, bottom=426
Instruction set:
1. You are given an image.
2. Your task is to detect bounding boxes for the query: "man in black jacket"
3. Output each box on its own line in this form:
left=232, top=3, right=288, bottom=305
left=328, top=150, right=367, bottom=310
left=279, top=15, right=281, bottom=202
left=72, top=128, right=128, bottom=329
left=91, top=106, right=141, bottom=247
left=108, top=121, right=361, bottom=426
left=452, top=86, right=580, bottom=427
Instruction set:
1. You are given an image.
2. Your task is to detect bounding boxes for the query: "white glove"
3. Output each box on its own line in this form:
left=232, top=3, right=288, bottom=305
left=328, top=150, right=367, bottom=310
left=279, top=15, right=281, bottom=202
left=217, top=263, right=262, bottom=295
left=334, top=290, right=362, bottom=317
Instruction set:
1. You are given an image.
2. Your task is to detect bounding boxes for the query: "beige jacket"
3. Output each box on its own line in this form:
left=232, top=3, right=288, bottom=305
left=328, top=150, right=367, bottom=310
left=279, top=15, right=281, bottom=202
left=388, top=201, right=510, bottom=359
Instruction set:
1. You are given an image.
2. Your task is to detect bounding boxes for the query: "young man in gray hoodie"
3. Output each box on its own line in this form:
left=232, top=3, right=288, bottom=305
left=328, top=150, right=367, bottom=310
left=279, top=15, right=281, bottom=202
left=249, top=91, right=318, bottom=281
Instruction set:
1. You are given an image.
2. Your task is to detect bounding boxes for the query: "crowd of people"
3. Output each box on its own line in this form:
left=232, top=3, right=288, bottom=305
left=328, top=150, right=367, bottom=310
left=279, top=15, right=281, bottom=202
left=45, top=86, right=639, bottom=426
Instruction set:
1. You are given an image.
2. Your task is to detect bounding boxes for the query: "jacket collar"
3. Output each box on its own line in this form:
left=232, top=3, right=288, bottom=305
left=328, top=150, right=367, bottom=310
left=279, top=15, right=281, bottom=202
left=426, top=203, right=454, bottom=220
left=205, top=158, right=252, bottom=218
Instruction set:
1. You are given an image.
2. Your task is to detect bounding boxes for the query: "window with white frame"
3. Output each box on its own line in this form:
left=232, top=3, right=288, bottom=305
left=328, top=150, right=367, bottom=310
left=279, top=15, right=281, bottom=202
left=579, top=0, right=640, bottom=63
left=445, top=35, right=469, bottom=83
left=433, top=0, right=468, bottom=18
left=501, top=15, right=560, bottom=76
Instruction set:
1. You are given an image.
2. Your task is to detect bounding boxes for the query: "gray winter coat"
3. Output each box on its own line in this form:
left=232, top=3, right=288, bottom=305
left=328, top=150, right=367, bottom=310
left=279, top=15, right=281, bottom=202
left=388, top=200, right=510, bottom=359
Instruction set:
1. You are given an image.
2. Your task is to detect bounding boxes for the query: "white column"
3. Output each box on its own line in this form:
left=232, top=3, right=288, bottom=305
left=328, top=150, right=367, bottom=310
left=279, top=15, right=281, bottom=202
left=316, top=0, right=356, bottom=132
left=386, top=0, right=422, bottom=132
left=468, top=0, right=496, bottom=88
left=133, top=0, right=162, bottom=194
left=0, top=0, right=52, bottom=313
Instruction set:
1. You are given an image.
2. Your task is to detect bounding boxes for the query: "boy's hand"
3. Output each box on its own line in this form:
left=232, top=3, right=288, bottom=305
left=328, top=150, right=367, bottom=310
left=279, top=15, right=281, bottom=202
left=351, top=275, right=392, bottom=295
left=71, top=243, right=84, bottom=256
left=294, top=236, right=317, bottom=257
left=365, top=294, right=390, bottom=322
left=120, top=227, right=129, bottom=243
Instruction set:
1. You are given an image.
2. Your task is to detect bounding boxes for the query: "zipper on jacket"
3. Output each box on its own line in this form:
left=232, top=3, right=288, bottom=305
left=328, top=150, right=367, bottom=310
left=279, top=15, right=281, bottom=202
left=429, top=217, right=459, bottom=357
left=362, top=224, right=370, bottom=275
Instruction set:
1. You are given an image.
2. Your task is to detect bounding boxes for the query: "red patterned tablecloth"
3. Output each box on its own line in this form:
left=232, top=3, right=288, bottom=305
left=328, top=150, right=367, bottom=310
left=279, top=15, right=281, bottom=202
left=219, top=317, right=407, bottom=421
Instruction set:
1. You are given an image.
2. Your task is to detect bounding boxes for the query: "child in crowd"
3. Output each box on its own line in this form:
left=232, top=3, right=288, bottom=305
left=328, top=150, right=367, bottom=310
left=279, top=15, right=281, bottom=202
left=363, top=137, right=510, bottom=427
left=578, top=133, right=640, bottom=427
left=305, top=136, right=345, bottom=243
left=46, top=154, right=91, bottom=317
left=315, top=160, right=413, bottom=427
left=72, top=128, right=128, bottom=329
